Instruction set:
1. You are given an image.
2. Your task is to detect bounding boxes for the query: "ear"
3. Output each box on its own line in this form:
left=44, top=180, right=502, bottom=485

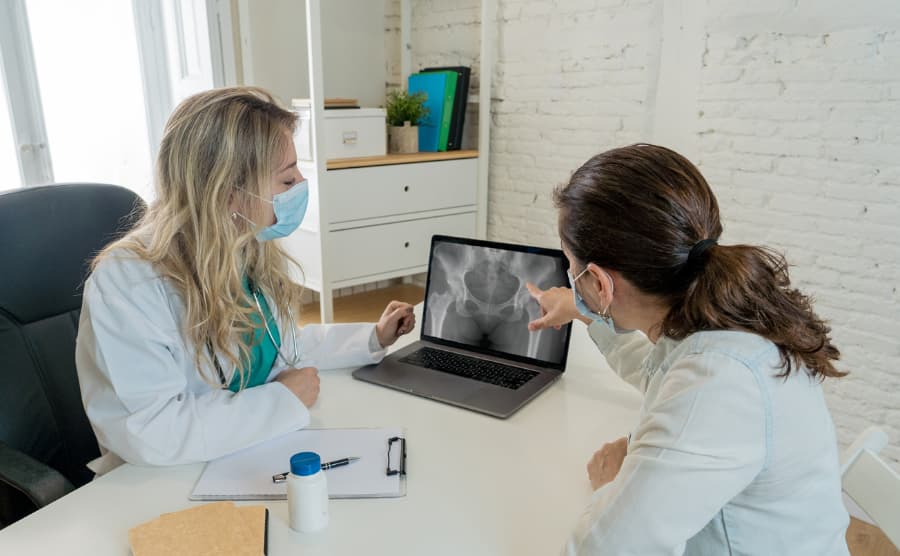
left=229, top=188, right=250, bottom=219
left=585, top=263, right=615, bottom=308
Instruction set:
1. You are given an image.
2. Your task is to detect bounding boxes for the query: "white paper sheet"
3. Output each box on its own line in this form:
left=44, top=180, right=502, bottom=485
left=190, top=427, right=405, bottom=500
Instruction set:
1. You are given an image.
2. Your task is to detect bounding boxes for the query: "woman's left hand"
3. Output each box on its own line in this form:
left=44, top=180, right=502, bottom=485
left=587, top=436, right=628, bottom=490
left=375, top=300, right=416, bottom=348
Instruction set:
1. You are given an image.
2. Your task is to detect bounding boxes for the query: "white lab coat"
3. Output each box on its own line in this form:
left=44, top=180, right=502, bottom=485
left=75, top=249, right=385, bottom=474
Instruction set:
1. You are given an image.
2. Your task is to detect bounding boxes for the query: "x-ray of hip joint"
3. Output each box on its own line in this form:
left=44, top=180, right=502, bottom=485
left=423, top=241, right=569, bottom=364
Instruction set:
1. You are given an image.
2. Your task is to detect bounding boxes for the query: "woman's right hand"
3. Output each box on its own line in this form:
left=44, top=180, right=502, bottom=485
left=275, top=366, right=320, bottom=407
left=587, top=436, right=628, bottom=490
left=525, top=282, right=587, bottom=331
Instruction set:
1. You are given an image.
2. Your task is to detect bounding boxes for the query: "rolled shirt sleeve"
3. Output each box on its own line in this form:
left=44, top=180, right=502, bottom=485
left=587, top=322, right=655, bottom=392
left=268, top=322, right=387, bottom=377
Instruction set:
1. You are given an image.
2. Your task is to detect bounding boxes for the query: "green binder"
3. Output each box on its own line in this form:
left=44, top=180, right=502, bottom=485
left=436, top=71, right=457, bottom=151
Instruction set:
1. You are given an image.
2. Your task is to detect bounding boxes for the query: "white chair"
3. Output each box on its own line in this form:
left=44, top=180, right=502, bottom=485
left=840, top=427, right=900, bottom=550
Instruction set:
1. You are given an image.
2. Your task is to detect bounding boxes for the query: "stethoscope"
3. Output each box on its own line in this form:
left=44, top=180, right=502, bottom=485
left=209, top=278, right=301, bottom=386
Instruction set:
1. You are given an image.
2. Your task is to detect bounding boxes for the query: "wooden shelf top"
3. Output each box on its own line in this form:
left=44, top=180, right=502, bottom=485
left=327, top=150, right=478, bottom=170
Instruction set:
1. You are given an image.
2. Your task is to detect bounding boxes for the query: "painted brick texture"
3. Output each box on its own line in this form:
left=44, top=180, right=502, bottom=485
left=387, top=0, right=900, bottom=465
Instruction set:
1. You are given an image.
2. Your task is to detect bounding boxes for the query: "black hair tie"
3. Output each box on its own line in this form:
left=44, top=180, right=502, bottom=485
left=688, top=238, right=718, bottom=263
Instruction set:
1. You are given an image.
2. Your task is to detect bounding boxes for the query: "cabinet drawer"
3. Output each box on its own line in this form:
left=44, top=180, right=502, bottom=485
left=326, top=159, right=477, bottom=224
left=328, top=212, right=476, bottom=282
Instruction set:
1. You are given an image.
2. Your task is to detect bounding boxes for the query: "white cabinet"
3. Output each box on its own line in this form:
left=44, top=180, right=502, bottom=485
left=265, top=0, right=494, bottom=322
left=280, top=153, right=479, bottom=321
left=329, top=212, right=476, bottom=282
left=327, top=159, right=477, bottom=226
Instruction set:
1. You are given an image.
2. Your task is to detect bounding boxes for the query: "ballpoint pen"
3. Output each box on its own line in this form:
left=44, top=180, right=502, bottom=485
left=272, top=457, right=361, bottom=483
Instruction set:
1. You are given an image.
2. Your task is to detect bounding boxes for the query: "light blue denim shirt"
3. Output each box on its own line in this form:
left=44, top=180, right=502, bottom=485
left=564, top=323, right=850, bottom=555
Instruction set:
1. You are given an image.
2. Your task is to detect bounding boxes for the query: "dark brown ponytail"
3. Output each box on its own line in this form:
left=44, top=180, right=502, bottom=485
left=554, top=143, right=844, bottom=380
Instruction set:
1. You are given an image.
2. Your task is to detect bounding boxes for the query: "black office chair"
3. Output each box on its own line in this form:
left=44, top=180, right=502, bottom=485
left=0, top=183, right=144, bottom=529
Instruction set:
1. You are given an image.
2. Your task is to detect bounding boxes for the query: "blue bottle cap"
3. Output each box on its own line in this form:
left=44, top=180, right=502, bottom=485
left=290, top=451, right=321, bottom=477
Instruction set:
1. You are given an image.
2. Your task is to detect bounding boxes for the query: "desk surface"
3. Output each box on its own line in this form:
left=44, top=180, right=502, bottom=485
left=0, top=305, right=641, bottom=556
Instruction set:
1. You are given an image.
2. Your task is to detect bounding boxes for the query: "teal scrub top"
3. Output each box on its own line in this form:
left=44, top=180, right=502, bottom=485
left=228, top=277, right=281, bottom=392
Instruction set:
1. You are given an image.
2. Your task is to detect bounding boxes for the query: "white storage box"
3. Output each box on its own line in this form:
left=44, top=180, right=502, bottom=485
left=323, top=108, right=386, bottom=159
left=291, top=100, right=386, bottom=161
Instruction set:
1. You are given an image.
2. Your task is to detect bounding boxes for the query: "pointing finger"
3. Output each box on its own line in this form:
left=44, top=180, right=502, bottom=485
left=528, top=314, right=551, bottom=332
left=525, top=282, right=543, bottom=300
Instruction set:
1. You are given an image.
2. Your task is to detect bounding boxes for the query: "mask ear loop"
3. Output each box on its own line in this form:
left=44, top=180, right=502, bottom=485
left=231, top=210, right=256, bottom=227
left=596, top=268, right=616, bottom=323
left=231, top=185, right=275, bottom=226
left=242, top=188, right=275, bottom=205
left=574, top=264, right=616, bottom=322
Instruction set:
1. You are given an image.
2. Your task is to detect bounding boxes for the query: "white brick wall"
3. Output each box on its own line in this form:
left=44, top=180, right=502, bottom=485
left=696, top=8, right=900, bottom=465
left=488, top=0, right=658, bottom=245
left=389, top=0, right=900, bottom=465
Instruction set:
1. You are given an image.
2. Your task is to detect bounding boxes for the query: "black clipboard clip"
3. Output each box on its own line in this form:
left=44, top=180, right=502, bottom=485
left=386, top=436, right=407, bottom=477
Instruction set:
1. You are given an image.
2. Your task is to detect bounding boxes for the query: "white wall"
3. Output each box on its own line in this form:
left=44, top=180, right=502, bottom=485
left=243, top=0, right=308, bottom=105
left=242, top=0, right=386, bottom=107
left=390, top=0, right=900, bottom=465
left=691, top=0, right=900, bottom=466
left=321, top=0, right=386, bottom=107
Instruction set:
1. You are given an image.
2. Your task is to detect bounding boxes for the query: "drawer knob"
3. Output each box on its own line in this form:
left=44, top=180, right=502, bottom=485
left=403, top=185, right=409, bottom=192
left=404, top=241, right=410, bottom=248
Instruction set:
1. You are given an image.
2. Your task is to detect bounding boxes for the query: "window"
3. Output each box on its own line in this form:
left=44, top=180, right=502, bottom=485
left=25, top=0, right=154, bottom=199
left=0, top=79, right=21, bottom=192
left=0, top=0, right=225, bottom=202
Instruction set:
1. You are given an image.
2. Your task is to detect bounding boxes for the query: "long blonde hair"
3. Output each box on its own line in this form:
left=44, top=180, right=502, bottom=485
left=94, top=87, right=306, bottom=387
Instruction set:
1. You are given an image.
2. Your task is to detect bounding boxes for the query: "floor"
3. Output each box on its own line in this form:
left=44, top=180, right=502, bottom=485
left=301, top=286, right=897, bottom=556
left=297, top=284, right=425, bottom=325
left=847, top=518, right=900, bottom=556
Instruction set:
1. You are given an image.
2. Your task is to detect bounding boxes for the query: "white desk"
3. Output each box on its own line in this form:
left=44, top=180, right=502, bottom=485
left=0, top=305, right=641, bottom=555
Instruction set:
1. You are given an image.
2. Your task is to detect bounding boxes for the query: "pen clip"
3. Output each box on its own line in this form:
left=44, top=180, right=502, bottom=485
left=272, top=472, right=288, bottom=484
left=386, top=436, right=406, bottom=477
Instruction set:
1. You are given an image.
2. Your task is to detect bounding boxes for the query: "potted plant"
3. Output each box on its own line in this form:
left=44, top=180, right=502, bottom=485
left=385, top=90, right=428, bottom=154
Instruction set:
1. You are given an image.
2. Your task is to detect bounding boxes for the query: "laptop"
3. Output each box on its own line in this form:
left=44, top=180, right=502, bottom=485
left=352, top=235, right=572, bottom=418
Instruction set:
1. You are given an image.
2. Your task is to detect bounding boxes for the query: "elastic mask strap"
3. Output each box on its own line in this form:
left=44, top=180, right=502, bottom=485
left=232, top=210, right=252, bottom=225
left=242, top=189, right=274, bottom=205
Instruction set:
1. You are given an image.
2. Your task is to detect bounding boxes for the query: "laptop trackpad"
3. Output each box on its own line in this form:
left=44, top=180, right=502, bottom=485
left=411, top=366, right=483, bottom=401
left=404, top=365, right=514, bottom=410
left=362, top=359, right=484, bottom=401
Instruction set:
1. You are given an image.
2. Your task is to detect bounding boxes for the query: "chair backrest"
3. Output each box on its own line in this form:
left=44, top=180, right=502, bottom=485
left=841, top=427, right=900, bottom=549
left=0, top=183, right=144, bottom=487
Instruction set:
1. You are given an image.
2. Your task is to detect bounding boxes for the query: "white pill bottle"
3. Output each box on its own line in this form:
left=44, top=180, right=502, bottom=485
left=287, top=451, right=329, bottom=532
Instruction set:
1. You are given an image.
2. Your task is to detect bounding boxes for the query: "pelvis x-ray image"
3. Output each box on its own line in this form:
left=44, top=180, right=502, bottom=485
left=423, top=241, right=569, bottom=364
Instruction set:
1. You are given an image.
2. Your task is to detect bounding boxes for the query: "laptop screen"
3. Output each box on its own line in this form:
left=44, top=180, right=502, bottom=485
left=421, top=235, right=572, bottom=370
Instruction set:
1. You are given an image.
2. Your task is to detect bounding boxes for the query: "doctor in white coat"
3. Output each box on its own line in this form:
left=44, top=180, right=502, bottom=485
left=76, top=87, right=414, bottom=475
left=527, top=144, right=849, bottom=555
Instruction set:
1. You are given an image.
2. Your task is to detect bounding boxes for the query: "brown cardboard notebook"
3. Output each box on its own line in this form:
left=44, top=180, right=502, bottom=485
left=128, top=501, right=268, bottom=556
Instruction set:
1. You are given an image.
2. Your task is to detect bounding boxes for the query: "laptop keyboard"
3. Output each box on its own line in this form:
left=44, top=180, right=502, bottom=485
left=400, top=347, right=539, bottom=390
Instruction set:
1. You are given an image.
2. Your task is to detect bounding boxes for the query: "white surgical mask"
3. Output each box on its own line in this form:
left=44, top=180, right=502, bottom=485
left=234, top=180, right=309, bottom=241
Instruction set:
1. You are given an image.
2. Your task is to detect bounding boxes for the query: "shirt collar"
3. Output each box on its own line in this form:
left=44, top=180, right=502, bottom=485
left=640, top=335, right=683, bottom=377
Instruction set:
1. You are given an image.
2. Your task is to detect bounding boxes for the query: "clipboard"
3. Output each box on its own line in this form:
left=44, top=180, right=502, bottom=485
left=190, top=427, right=407, bottom=500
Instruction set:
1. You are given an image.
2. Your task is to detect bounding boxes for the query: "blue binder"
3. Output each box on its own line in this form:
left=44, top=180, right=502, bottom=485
left=408, top=72, right=450, bottom=152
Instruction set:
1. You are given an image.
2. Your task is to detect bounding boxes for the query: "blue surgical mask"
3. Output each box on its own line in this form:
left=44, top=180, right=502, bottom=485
left=568, top=266, right=630, bottom=334
left=240, top=180, right=309, bottom=242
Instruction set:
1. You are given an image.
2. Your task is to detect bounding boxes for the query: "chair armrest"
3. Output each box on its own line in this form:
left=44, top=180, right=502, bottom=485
left=0, top=441, right=74, bottom=510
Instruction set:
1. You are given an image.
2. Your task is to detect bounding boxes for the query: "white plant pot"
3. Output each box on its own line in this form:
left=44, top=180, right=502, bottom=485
left=388, top=121, right=419, bottom=154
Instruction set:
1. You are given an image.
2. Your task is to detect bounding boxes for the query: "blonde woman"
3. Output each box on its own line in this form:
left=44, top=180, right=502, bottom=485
left=76, top=87, right=414, bottom=474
